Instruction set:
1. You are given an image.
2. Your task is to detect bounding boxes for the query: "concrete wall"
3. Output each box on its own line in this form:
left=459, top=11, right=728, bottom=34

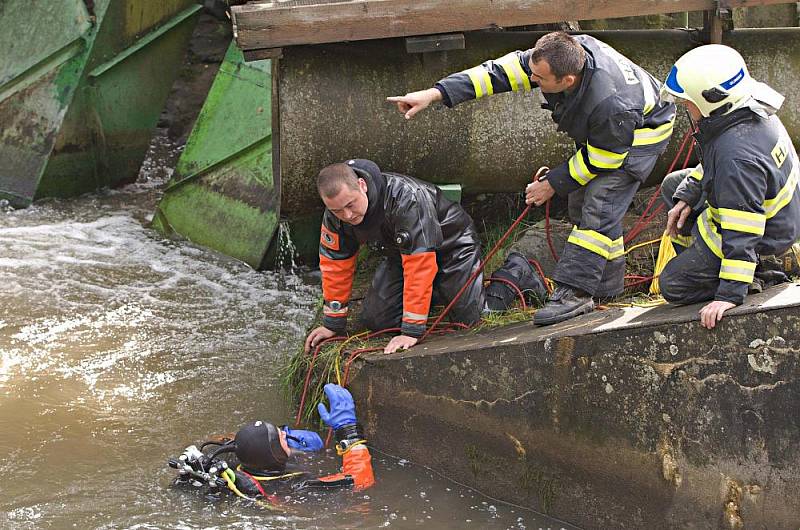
left=351, top=283, right=800, bottom=528
left=277, top=28, right=800, bottom=218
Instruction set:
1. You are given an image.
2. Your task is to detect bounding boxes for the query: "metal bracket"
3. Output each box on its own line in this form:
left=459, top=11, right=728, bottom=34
left=405, top=33, right=465, bottom=54
left=715, top=0, right=733, bottom=18
left=703, top=0, right=734, bottom=44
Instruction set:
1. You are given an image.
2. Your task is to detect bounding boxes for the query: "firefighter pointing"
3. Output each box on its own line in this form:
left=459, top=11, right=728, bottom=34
left=389, top=31, right=676, bottom=325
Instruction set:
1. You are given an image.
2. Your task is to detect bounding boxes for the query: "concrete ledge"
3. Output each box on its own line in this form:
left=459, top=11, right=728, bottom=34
left=351, top=283, right=800, bottom=529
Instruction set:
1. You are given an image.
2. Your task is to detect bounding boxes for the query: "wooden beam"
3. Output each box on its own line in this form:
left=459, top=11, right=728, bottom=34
left=242, top=47, right=283, bottom=62
left=232, top=0, right=795, bottom=50
left=704, top=10, right=726, bottom=43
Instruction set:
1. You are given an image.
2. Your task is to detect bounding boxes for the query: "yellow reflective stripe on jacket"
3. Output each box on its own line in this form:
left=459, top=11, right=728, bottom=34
left=689, top=164, right=704, bottom=181
left=464, top=66, right=493, bottom=99
left=718, top=208, right=766, bottom=236
left=698, top=208, right=723, bottom=259
left=671, top=234, right=694, bottom=248
left=764, top=163, right=799, bottom=219
left=608, top=236, right=625, bottom=260
left=707, top=205, right=720, bottom=223
left=568, top=151, right=597, bottom=186
left=586, top=143, right=628, bottom=169
left=496, top=53, right=531, bottom=93
left=641, top=78, right=656, bottom=116
left=632, top=120, right=674, bottom=146
left=719, top=258, right=756, bottom=283
left=567, top=227, right=614, bottom=258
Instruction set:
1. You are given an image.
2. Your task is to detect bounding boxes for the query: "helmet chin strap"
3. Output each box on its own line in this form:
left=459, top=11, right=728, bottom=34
left=683, top=106, right=696, bottom=125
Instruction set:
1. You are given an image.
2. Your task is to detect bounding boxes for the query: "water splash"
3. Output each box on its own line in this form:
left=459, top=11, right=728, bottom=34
left=274, top=220, right=299, bottom=272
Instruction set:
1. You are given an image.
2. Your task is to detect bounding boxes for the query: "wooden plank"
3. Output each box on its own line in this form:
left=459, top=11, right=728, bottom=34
left=705, top=10, right=726, bottom=43
left=231, top=0, right=794, bottom=50
left=242, top=47, right=283, bottom=61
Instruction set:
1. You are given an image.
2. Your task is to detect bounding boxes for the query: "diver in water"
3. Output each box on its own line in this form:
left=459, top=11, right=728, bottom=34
left=168, top=384, right=374, bottom=501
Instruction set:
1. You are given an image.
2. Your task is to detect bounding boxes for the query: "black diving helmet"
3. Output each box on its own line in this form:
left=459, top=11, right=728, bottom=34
left=233, top=421, right=289, bottom=472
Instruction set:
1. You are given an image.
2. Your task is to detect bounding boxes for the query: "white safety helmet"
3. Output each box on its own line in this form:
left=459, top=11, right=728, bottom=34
left=660, top=44, right=780, bottom=118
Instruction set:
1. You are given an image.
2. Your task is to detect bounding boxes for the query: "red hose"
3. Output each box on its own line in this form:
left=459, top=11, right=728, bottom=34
left=485, top=277, right=528, bottom=311
left=624, top=128, right=695, bottom=245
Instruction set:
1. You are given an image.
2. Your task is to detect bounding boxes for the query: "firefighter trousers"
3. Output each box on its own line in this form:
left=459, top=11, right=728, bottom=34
left=657, top=169, right=723, bottom=303
left=553, top=153, right=660, bottom=298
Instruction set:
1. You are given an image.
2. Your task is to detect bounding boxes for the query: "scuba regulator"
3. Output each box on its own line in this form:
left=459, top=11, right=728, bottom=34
left=168, top=443, right=232, bottom=492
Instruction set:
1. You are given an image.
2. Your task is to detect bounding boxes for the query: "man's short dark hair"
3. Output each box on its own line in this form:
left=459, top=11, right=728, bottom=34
left=530, top=32, right=586, bottom=79
left=317, top=163, right=360, bottom=198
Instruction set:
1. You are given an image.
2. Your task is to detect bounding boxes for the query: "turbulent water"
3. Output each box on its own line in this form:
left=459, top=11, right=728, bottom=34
left=0, top=153, right=573, bottom=529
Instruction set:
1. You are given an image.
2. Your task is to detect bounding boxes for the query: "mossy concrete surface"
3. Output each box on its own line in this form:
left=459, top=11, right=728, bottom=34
left=351, top=282, right=800, bottom=529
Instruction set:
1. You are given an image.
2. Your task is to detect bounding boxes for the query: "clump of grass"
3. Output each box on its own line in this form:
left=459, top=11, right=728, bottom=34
left=282, top=302, right=537, bottom=424
left=473, top=307, right=534, bottom=330
left=282, top=331, right=388, bottom=427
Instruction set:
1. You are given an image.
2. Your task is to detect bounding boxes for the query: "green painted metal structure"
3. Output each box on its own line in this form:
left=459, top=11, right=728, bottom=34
left=0, top=0, right=200, bottom=207
left=152, top=42, right=276, bottom=269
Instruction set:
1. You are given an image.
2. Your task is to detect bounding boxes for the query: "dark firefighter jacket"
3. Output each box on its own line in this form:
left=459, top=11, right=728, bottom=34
left=672, top=106, right=800, bottom=304
left=435, top=34, right=676, bottom=197
left=319, top=159, right=474, bottom=337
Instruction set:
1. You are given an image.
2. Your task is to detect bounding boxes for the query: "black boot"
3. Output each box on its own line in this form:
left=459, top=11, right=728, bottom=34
left=485, top=252, right=548, bottom=311
left=533, top=284, right=594, bottom=326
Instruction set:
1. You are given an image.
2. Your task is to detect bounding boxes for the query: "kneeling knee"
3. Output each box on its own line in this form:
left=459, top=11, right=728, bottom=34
left=658, top=268, right=683, bottom=303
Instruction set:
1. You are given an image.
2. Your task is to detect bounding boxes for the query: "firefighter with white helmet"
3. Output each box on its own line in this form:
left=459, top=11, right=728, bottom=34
left=658, top=44, right=800, bottom=328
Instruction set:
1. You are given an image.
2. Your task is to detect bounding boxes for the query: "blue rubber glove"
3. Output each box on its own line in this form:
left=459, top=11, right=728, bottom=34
left=281, top=426, right=324, bottom=452
left=317, top=383, right=357, bottom=429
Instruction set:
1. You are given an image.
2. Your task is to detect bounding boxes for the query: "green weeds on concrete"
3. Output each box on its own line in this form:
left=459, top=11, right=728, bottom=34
left=281, top=330, right=386, bottom=427
left=282, top=305, right=537, bottom=425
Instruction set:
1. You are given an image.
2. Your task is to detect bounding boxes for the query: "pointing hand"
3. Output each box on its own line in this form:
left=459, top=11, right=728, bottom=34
left=387, top=88, right=442, bottom=120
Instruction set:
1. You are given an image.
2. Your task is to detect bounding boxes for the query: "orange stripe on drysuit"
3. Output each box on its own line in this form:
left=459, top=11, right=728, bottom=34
left=400, top=251, right=438, bottom=324
left=320, top=254, right=357, bottom=314
left=316, top=445, right=375, bottom=491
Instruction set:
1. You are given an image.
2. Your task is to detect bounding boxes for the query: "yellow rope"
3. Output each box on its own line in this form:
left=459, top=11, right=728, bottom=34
left=235, top=466, right=305, bottom=482
left=332, top=331, right=370, bottom=385
left=223, top=468, right=254, bottom=500
left=335, top=439, right=367, bottom=456
left=337, top=331, right=369, bottom=351
left=625, top=237, right=661, bottom=255
left=224, top=468, right=286, bottom=511
left=334, top=354, right=342, bottom=386
left=606, top=296, right=666, bottom=308
left=650, top=232, right=677, bottom=295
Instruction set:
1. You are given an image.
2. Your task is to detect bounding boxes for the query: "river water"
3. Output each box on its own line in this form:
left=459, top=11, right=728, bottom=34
left=0, top=145, right=574, bottom=529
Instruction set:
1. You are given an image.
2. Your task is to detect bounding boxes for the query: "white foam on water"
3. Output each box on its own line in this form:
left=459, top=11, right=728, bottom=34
left=0, top=199, right=318, bottom=408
